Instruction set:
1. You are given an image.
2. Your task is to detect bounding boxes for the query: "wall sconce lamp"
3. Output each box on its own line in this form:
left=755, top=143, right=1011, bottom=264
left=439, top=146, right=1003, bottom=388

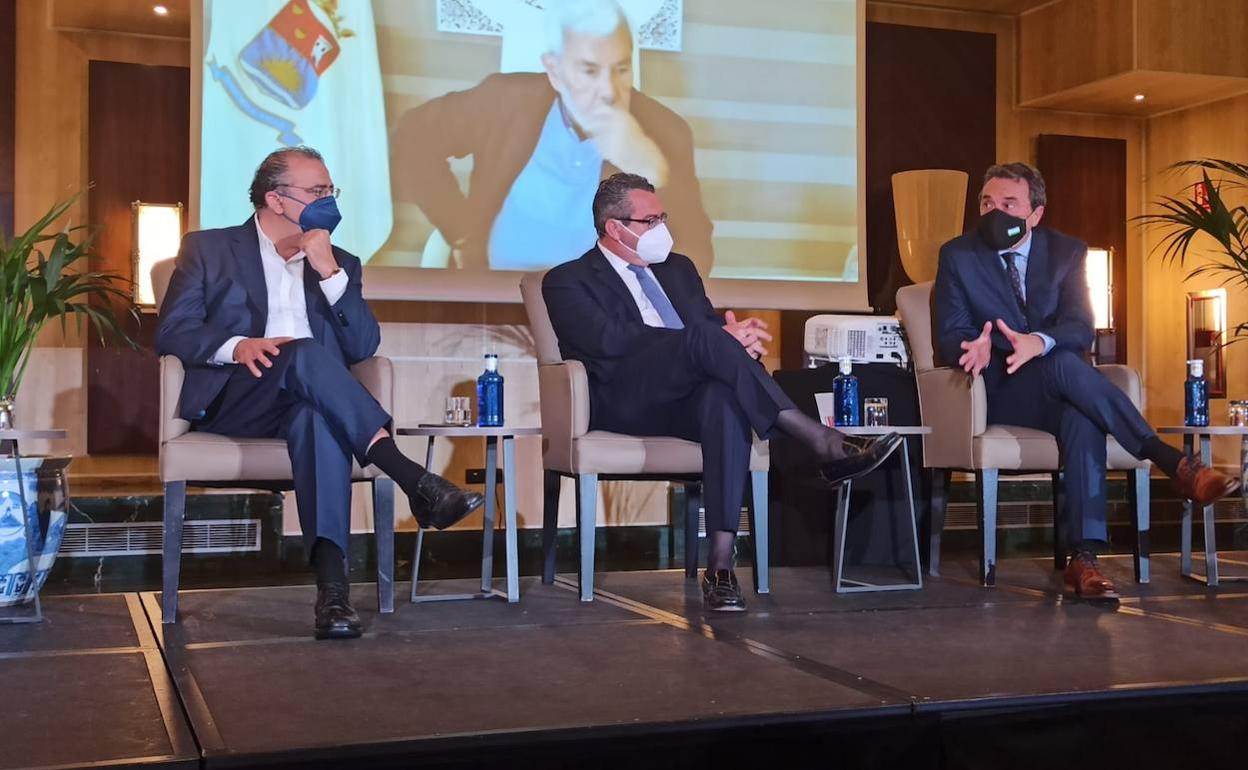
left=1086, top=247, right=1116, bottom=363
left=131, top=201, right=183, bottom=311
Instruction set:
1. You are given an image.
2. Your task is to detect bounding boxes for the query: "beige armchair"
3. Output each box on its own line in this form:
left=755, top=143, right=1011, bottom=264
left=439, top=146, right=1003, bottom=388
left=520, top=271, right=771, bottom=601
left=151, top=258, right=396, bottom=623
left=895, top=282, right=1150, bottom=586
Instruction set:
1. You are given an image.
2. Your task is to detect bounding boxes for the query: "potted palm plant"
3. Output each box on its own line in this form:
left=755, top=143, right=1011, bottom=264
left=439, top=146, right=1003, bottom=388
left=1138, top=158, right=1248, bottom=343
left=0, top=194, right=136, bottom=608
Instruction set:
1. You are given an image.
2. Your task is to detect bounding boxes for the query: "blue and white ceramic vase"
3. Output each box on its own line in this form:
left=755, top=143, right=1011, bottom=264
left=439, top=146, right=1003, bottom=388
left=0, top=456, right=70, bottom=607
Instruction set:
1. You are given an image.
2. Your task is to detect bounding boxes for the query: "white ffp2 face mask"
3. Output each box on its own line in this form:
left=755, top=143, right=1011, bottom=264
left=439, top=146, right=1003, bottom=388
left=622, top=222, right=674, bottom=264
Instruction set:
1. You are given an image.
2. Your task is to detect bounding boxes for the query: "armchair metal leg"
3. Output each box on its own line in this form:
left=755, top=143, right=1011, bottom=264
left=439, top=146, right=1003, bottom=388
left=1130, top=467, right=1151, bottom=583
left=684, top=483, right=702, bottom=578
left=976, top=469, right=999, bottom=587
left=372, top=477, right=395, bottom=614
left=576, top=474, right=598, bottom=602
left=541, top=470, right=560, bottom=584
left=928, top=470, right=950, bottom=577
left=749, top=470, right=769, bottom=594
left=162, top=481, right=187, bottom=624
left=1051, top=472, right=1066, bottom=570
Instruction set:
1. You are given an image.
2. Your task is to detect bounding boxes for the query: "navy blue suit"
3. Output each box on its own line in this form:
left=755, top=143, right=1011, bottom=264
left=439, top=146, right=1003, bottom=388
left=156, top=218, right=390, bottom=556
left=543, top=247, right=795, bottom=534
left=934, top=227, right=1156, bottom=548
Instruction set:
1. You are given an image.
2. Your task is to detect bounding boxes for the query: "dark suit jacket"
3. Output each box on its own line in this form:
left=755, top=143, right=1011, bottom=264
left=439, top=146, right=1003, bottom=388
left=393, top=72, right=714, bottom=275
left=155, top=218, right=381, bottom=421
left=542, top=246, right=719, bottom=385
left=933, top=226, right=1094, bottom=394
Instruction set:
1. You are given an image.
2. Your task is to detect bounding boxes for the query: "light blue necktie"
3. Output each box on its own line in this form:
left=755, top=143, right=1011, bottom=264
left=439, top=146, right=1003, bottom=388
left=626, top=264, right=684, bottom=329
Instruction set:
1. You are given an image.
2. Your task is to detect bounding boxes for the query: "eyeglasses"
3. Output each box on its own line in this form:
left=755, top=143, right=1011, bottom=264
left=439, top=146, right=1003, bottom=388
left=277, top=184, right=341, bottom=200
left=619, top=212, right=668, bottom=229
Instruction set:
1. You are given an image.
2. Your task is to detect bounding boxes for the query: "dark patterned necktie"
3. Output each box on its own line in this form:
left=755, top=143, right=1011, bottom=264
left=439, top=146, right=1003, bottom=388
left=1000, top=251, right=1031, bottom=332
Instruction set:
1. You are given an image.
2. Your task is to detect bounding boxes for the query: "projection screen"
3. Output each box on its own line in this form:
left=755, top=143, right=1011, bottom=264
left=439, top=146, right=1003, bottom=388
left=192, top=0, right=868, bottom=310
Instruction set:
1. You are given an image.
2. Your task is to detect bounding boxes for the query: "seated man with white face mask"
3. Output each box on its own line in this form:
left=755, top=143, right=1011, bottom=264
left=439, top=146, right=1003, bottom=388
left=542, top=173, right=902, bottom=611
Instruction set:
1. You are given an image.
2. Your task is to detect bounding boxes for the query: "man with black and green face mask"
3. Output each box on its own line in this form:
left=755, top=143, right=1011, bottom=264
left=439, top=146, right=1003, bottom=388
left=934, top=162, right=1239, bottom=606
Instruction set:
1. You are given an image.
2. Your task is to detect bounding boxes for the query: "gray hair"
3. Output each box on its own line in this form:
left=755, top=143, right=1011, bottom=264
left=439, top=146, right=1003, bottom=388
left=249, top=146, right=324, bottom=208
left=593, top=173, right=654, bottom=236
left=982, top=162, right=1047, bottom=210
left=543, top=0, right=630, bottom=56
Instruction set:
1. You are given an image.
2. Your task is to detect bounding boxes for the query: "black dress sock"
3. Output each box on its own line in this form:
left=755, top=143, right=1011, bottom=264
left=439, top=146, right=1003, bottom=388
left=1140, top=436, right=1184, bottom=478
left=774, top=408, right=845, bottom=462
left=312, top=538, right=347, bottom=585
left=365, top=436, right=429, bottom=493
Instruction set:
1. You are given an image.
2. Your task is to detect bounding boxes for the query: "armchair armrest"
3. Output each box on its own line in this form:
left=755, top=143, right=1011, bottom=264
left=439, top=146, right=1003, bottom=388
left=537, top=360, right=590, bottom=473
left=915, top=366, right=986, bottom=470
left=351, top=356, right=394, bottom=414
left=160, top=355, right=191, bottom=444
left=1095, top=364, right=1142, bottom=410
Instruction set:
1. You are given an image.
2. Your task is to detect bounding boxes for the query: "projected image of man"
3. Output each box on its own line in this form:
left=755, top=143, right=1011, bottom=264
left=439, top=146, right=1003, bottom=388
left=393, top=0, right=712, bottom=273
left=542, top=173, right=902, bottom=612
left=157, top=147, right=488, bottom=640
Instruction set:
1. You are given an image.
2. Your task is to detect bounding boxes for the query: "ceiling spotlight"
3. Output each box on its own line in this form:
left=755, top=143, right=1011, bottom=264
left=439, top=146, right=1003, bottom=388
left=153, top=4, right=169, bottom=15
left=1133, top=93, right=1145, bottom=102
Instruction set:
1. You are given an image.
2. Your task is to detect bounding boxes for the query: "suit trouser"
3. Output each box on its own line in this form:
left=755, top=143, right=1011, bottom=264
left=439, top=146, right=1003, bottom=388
left=194, top=339, right=391, bottom=557
left=986, top=350, right=1156, bottom=549
left=588, top=323, right=796, bottom=534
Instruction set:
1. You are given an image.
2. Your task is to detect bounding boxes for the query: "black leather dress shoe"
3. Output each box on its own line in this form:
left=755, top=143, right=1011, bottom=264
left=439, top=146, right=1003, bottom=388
left=410, top=472, right=486, bottom=529
left=314, top=581, right=363, bottom=640
left=701, top=569, right=747, bottom=612
left=819, top=432, right=903, bottom=486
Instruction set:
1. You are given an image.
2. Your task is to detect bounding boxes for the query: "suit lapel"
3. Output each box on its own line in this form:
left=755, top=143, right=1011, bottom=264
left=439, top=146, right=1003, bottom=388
left=301, top=259, right=327, bottom=342
left=587, top=247, right=643, bottom=324
left=232, top=218, right=268, bottom=323
left=975, top=237, right=1026, bottom=327
left=1022, top=228, right=1049, bottom=323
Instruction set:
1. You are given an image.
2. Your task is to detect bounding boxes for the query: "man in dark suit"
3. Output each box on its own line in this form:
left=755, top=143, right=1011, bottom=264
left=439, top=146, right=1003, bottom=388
left=935, top=162, right=1239, bottom=604
left=543, top=173, right=901, bottom=611
left=392, top=0, right=713, bottom=274
left=156, top=147, right=485, bottom=639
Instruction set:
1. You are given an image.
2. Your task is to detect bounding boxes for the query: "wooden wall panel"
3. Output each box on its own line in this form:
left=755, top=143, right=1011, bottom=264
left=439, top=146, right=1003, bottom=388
left=1136, top=0, right=1248, bottom=79
left=1018, top=0, right=1134, bottom=103
left=1036, top=134, right=1128, bottom=363
left=863, top=21, right=996, bottom=314
left=0, top=0, right=13, bottom=238
left=86, top=61, right=189, bottom=454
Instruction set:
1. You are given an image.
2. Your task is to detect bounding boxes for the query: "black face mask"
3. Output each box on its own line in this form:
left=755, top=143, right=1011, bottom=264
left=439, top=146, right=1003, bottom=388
left=977, top=208, right=1028, bottom=250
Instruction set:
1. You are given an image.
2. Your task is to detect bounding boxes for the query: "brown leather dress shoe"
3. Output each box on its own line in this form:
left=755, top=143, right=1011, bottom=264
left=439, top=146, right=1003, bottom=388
left=1173, top=457, right=1241, bottom=507
left=1063, top=552, right=1120, bottom=606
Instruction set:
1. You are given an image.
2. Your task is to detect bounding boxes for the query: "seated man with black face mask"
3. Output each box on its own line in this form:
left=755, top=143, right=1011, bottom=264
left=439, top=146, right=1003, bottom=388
left=935, top=162, right=1240, bottom=605
left=157, top=147, right=486, bottom=640
left=543, top=173, right=903, bottom=612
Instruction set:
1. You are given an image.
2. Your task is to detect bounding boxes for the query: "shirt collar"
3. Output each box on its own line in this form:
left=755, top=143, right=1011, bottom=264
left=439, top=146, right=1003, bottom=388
left=598, top=241, right=642, bottom=276
left=254, top=214, right=304, bottom=264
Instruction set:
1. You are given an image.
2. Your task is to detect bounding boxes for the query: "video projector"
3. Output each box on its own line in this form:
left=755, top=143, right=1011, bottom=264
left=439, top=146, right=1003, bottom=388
left=802, top=315, right=909, bottom=369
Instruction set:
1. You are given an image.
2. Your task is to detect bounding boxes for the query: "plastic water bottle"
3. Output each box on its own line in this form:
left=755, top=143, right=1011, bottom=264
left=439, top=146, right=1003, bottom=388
left=832, top=357, right=860, bottom=427
left=1184, top=358, right=1209, bottom=427
left=477, top=354, right=504, bottom=427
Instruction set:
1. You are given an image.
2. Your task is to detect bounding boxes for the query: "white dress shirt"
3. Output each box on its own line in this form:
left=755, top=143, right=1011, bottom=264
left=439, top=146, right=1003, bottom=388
left=597, top=243, right=675, bottom=329
left=210, top=216, right=349, bottom=365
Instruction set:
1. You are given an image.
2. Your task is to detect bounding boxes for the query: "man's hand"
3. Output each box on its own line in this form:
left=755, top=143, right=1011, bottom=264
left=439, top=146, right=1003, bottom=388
left=277, top=229, right=338, bottom=279
left=723, top=310, right=772, bottom=360
left=584, top=105, right=670, bottom=187
left=234, top=336, right=295, bottom=378
left=997, top=319, right=1045, bottom=374
left=958, top=321, right=993, bottom=377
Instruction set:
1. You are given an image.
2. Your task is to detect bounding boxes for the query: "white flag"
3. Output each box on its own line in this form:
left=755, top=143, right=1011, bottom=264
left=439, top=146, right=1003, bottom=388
left=200, top=0, right=391, bottom=262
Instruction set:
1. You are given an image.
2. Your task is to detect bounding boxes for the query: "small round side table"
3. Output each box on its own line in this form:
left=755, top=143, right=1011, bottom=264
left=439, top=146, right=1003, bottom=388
left=1157, top=426, right=1248, bottom=586
left=395, top=425, right=541, bottom=604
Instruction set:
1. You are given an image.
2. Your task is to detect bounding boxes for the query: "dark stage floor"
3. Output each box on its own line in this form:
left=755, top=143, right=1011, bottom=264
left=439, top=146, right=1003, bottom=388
left=5, top=554, right=1248, bottom=770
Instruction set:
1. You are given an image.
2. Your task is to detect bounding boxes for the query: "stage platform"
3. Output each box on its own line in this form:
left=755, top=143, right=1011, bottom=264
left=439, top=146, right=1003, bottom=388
left=5, top=554, right=1248, bottom=770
